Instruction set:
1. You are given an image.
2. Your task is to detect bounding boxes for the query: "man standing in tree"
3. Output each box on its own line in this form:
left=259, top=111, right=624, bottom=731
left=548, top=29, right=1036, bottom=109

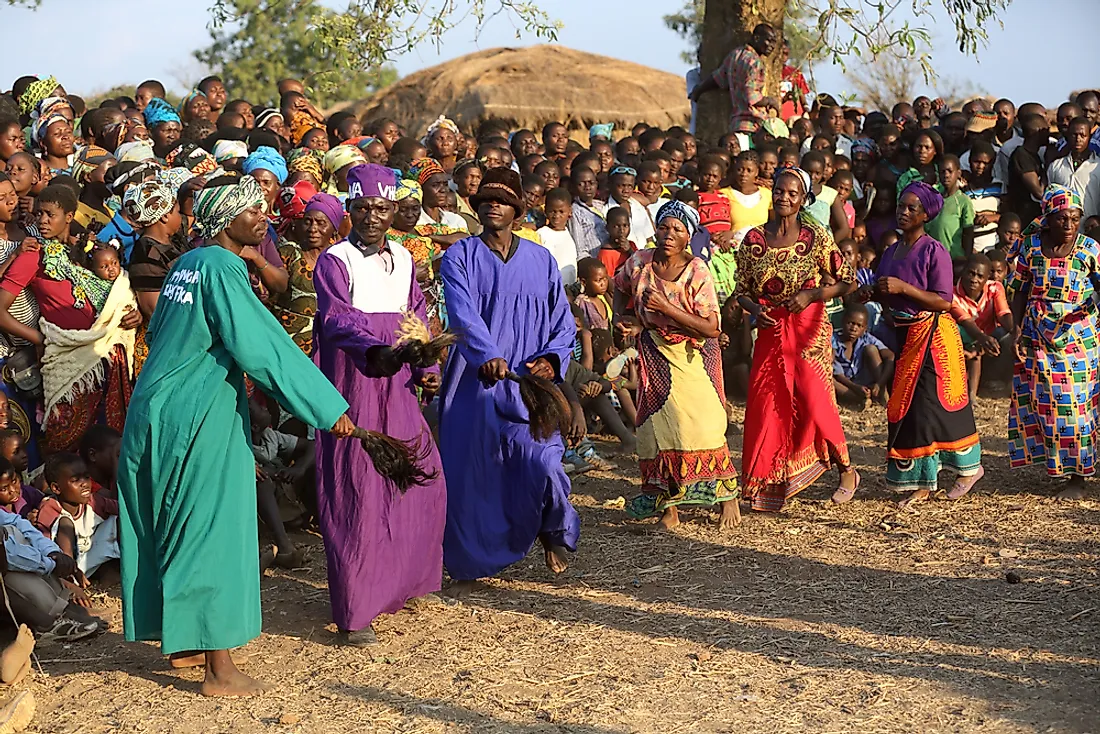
left=690, top=23, right=781, bottom=138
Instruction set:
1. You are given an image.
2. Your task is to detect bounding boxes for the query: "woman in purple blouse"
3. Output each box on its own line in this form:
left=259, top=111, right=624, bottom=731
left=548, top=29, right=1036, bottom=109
left=864, top=182, right=983, bottom=507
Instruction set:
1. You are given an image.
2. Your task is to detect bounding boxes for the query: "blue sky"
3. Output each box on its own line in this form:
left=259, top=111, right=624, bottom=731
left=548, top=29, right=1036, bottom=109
left=5, top=0, right=1097, bottom=107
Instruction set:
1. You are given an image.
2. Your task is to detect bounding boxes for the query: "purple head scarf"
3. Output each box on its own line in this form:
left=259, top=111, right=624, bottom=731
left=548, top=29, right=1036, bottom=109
left=305, top=192, right=344, bottom=231
left=900, top=181, right=944, bottom=221
left=346, top=163, right=397, bottom=201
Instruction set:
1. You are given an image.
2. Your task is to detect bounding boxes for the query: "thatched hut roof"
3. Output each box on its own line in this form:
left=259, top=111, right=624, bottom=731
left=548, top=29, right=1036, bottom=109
left=344, top=45, right=690, bottom=137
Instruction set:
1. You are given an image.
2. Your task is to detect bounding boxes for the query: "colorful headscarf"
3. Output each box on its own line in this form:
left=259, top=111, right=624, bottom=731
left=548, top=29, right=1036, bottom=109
left=287, top=147, right=325, bottom=183
left=408, top=157, right=445, bottom=187
left=394, top=179, right=423, bottom=203
left=761, top=117, right=789, bottom=139
left=193, top=175, right=266, bottom=237
left=255, top=108, right=283, bottom=130
left=30, top=97, right=72, bottom=148
left=177, top=90, right=207, bottom=116
left=655, top=200, right=700, bottom=239
left=242, top=146, right=288, bottom=184
left=323, top=145, right=366, bottom=175
left=589, top=123, right=614, bottom=141
left=353, top=136, right=380, bottom=153
left=18, top=76, right=59, bottom=115
left=212, top=140, right=249, bottom=163
left=425, top=115, right=460, bottom=141
left=900, top=181, right=944, bottom=221
left=850, top=137, right=879, bottom=159
left=108, top=160, right=160, bottom=195
left=774, top=166, right=816, bottom=206
left=41, top=239, right=112, bottom=313
left=143, top=98, right=181, bottom=129
left=305, top=192, right=344, bottom=231
left=70, top=145, right=114, bottom=184
left=1026, top=184, right=1084, bottom=235
left=123, top=180, right=177, bottom=227
left=167, top=143, right=220, bottom=178
left=274, top=180, right=318, bottom=233
left=289, top=111, right=324, bottom=145
left=115, top=141, right=157, bottom=164
left=155, top=166, right=195, bottom=193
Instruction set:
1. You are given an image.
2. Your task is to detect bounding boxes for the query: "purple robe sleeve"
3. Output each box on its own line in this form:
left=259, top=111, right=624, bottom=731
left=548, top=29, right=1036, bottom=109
left=535, top=256, right=577, bottom=381
left=314, top=252, right=395, bottom=375
left=440, top=247, right=504, bottom=370
left=925, top=236, right=954, bottom=303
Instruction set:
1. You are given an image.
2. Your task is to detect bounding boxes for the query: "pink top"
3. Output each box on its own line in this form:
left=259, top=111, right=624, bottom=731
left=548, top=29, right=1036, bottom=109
left=613, top=249, right=719, bottom=336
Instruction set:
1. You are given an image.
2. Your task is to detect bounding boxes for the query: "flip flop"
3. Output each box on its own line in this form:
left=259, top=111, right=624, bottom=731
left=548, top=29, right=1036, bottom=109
left=947, top=466, right=985, bottom=500
left=831, top=469, right=861, bottom=504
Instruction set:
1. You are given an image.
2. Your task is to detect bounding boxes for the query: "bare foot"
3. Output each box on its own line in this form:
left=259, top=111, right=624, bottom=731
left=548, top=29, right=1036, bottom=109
left=717, top=500, right=741, bottom=530
left=654, top=506, right=680, bottom=531
left=337, top=628, right=378, bottom=647
left=274, top=547, right=304, bottom=570
left=169, top=650, right=248, bottom=669
left=898, top=489, right=931, bottom=509
left=1, top=625, right=35, bottom=684
left=200, top=650, right=271, bottom=697
left=442, top=579, right=485, bottom=600
left=542, top=543, right=569, bottom=574
left=405, top=593, right=455, bottom=611
left=1056, top=475, right=1088, bottom=501
left=947, top=466, right=985, bottom=500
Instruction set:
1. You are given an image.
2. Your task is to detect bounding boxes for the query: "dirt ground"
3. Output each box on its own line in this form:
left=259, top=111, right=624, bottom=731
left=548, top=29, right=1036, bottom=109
left=12, top=396, right=1100, bottom=734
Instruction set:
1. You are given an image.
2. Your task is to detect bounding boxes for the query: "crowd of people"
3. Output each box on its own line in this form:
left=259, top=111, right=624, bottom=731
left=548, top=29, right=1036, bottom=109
left=0, top=20, right=1096, bottom=706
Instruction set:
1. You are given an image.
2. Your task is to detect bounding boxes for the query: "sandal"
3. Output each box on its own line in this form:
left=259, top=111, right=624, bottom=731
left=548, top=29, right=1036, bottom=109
left=38, top=617, right=99, bottom=645
left=947, top=466, right=985, bottom=500
left=831, top=469, right=861, bottom=504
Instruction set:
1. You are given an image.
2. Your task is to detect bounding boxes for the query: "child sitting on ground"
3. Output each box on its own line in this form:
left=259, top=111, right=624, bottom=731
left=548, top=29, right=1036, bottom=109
left=833, top=303, right=894, bottom=407
left=0, top=430, right=42, bottom=519
left=250, top=398, right=314, bottom=569
left=950, top=254, right=1014, bottom=400
left=35, top=453, right=119, bottom=579
left=79, top=425, right=121, bottom=500
left=994, top=212, right=1022, bottom=255
left=575, top=257, right=614, bottom=332
left=598, top=207, right=635, bottom=277
left=987, top=248, right=1008, bottom=284
left=535, top=187, right=579, bottom=286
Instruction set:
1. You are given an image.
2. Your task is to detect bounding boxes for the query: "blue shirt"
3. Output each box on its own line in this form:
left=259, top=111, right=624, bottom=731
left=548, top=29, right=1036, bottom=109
left=833, top=332, right=887, bottom=380
left=97, top=211, right=139, bottom=264
left=0, top=508, right=60, bottom=575
left=690, top=227, right=712, bottom=263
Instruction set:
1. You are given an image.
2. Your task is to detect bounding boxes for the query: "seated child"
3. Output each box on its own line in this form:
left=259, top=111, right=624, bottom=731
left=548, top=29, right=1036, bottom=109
left=598, top=207, right=635, bottom=277
left=535, top=186, right=579, bottom=286
left=35, top=453, right=119, bottom=579
left=833, top=303, right=894, bottom=406
left=950, top=254, right=1014, bottom=400
left=856, top=243, right=877, bottom=283
left=0, top=429, right=42, bottom=519
left=575, top=258, right=614, bottom=332
left=78, top=425, right=121, bottom=499
left=994, top=211, right=1022, bottom=256
left=0, top=457, right=103, bottom=643
left=250, top=398, right=314, bottom=569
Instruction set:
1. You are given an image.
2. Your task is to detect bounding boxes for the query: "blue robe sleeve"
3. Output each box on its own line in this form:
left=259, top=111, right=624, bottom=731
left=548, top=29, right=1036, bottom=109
left=440, top=245, right=504, bottom=370
left=205, top=253, right=349, bottom=430
left=314, top=253, right=395, bottom=376
left=534, top=257, right=577, bottom=381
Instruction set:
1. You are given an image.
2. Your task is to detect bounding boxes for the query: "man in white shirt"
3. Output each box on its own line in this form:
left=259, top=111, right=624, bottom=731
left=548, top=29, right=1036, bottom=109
left=1047, top=117, right=1100, bottom=219
left=991, top=98, right=1024, bottom=184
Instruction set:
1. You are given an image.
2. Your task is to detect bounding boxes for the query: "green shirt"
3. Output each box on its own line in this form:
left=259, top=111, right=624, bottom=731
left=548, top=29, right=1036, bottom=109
left=926, top=190, right=975, bottom=260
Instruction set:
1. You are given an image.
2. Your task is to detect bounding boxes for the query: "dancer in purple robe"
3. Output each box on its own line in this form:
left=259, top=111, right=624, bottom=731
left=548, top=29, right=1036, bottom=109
left=313, top=164, right=447, bottom=646
left=439, top=168, right=579, bottom=578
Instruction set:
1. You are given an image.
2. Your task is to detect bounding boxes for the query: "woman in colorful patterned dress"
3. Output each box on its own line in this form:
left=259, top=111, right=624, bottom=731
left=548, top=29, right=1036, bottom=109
left=867, top=182, right=983, bottom=507
left=387, top=180, right=445, bottom=335
left=271, top=192, right=343, bottom=355
left=1007, top=185, right=1100, bottom=501
left=615, top=201, right=740, bottom=530
left=735, top=167, right=859, bottom=511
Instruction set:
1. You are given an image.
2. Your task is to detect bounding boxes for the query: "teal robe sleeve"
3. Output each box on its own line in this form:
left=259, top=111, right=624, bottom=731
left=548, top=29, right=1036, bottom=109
left=205, top=251, right=349, bottom=430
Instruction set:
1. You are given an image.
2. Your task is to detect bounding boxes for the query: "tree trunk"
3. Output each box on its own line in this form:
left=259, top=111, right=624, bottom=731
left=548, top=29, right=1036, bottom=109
left=696, top=0, right=787, bottom=148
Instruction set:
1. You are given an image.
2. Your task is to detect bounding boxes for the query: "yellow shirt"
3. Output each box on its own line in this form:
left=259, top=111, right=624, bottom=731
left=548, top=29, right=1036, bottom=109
left=721, top=186, right=772, bottom=236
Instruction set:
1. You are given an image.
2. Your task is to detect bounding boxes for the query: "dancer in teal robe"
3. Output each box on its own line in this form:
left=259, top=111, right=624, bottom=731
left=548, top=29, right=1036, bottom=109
left=118, top=176, right=352, bottom=696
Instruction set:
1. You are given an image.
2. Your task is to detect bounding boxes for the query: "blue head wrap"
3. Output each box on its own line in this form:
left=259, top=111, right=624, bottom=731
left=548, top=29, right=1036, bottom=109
left=655, top=200, right=700, bottom=239
left=242, top=146, right=288, bottom=184
left=589, top=123, right=614, bottom=140
left=143, top=98, right=181, bottom=129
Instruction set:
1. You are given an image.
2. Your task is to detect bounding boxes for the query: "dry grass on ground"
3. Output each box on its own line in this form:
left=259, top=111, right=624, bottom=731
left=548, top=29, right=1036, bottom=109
left=12, top=397, right=1100, bottom=733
